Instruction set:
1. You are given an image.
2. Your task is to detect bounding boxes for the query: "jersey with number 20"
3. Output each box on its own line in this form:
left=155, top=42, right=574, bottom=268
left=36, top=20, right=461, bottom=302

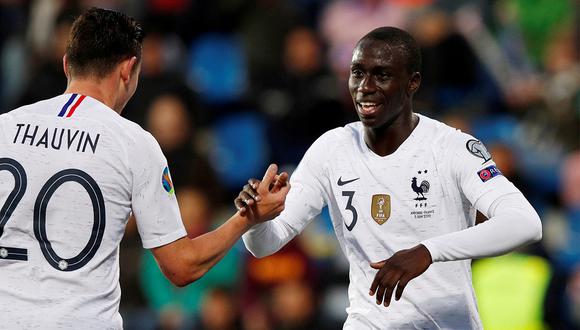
left=0, top=94, right=186, bottom=329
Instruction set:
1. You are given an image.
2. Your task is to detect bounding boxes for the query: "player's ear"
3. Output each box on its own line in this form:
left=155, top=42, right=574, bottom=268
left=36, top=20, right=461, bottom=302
left=120, top=56, right=138, bottom=84
left=63, top=54, right=70, bottom=79
left=407, top=72, right=421, bottom=95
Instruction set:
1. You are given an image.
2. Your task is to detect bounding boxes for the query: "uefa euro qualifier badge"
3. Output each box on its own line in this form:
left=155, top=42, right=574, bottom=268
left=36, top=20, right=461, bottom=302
left=162, top=167, right=175, bottom=195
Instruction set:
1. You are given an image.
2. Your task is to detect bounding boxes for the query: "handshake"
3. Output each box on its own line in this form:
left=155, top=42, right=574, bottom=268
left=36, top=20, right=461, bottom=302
left=233, top=164, right=291, bottom=224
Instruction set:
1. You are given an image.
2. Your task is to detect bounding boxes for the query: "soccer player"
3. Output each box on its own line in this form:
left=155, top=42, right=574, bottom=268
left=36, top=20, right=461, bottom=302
left=0, top=8, right=289, bottom=329
left=235, top=26, right=542, bottom=329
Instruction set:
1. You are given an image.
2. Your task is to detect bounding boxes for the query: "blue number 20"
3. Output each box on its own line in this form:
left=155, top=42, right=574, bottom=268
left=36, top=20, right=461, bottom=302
left=0, top=158, right=106, bottom=271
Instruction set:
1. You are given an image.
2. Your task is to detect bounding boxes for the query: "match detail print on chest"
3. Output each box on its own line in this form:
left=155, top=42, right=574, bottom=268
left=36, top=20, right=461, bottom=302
left=408, top=168, right=439, bottom=220
left=334, top=164, right=442, bottom=232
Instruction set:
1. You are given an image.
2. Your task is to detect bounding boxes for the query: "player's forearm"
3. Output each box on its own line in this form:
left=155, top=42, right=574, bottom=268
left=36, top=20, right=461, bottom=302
left=177, top=213, right=252, bottom=285
left=242, top=218, right=298, bottom=258
left=421, top=193, right=542, bottom=262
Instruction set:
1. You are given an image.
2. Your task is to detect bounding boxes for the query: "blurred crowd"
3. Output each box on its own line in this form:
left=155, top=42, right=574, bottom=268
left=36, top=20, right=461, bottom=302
left=0, top=0, right=578, bottom=329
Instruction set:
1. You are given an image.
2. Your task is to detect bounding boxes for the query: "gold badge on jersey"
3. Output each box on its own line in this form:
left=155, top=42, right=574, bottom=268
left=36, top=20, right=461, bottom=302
left=371, top=194, right=391, bottom=225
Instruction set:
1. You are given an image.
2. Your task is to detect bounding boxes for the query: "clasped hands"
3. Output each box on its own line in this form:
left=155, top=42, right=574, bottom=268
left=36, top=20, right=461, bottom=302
left=235, top=164, right=290, bottom=224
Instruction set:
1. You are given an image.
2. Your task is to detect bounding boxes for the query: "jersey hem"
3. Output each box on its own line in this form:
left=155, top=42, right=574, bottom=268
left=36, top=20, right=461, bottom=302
left=142, top=228, right=187, bottom=249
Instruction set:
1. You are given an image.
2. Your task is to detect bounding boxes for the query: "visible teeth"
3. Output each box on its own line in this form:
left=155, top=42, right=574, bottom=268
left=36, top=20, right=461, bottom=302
left=360, top=102, right=378, bottom=107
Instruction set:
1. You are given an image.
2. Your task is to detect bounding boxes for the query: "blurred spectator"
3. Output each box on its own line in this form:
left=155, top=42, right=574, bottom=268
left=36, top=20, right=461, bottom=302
left=257, top=26, right=347, bottom=165
left=140, top=184, right=242, bottom=330
left=455, top=1, right=578, bottom=150
left=542, top=151, right=580, bottom=329
left=319, top=0, right=417, bottom=81
left=411, top=8, right=482, bottom=115
left=144, top=92, right=221, bottom=202
left=561, top=152, right=580, bottom=209
left=123, top=27, right=198, bottom=128
left=488, top=142, right=533, bottom=197
left=270, top=280, right=329, bottom=330
left=26, top=0, right=69, bottom=58
left=501, top=0, right=573, bottom=68
left=196, top=287, right=243, bottom=330
left=239, top=0, right=303, bottom=88
left=16, top=7, right=76, bottom=107
left=242, top=239, right=316, bottom=302
left=0, top=1, right=28, bottom=110
left=241, top=239, right=318, bottom=330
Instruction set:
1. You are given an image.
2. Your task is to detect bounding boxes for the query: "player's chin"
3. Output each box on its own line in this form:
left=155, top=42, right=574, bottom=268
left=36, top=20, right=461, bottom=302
left=358, top=115, right=381, bottom=128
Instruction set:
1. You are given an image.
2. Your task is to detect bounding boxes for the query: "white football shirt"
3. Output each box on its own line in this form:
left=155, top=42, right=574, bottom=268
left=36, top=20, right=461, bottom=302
left=243, top=114, right=520, bottom=329
left=0, top=94, right=186, bottom=329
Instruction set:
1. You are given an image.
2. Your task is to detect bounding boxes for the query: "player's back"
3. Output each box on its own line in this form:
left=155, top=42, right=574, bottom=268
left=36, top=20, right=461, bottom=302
left=0, top=94, right=145, bottom=329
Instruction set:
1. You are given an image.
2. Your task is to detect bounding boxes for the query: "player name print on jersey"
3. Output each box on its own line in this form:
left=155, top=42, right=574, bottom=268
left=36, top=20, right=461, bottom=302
left=12, top=123, right=100, bottom=154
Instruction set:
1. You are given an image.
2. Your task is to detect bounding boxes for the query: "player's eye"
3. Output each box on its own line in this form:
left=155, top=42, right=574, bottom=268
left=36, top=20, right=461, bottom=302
left=350, top=68, right=364, bottom=78
left=377, top=72, right=391, bottom=81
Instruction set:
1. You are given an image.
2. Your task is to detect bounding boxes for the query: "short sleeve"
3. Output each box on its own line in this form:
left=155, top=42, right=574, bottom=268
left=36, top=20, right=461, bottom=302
left=447, top=133, right=520, bottom=216
left=129, top=132, right=186, bottom=249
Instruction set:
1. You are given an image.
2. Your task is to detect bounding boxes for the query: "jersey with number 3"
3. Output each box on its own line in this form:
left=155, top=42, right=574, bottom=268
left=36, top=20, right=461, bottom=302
left=249, top=114, right=520, bottom=329
left=0, top=94, right=186, bottom=329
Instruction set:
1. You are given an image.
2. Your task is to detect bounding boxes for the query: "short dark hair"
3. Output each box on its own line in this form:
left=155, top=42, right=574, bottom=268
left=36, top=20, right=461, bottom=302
left=359, top=26, right=421, bottom=74
left=66, top=7, right=143, bottom=78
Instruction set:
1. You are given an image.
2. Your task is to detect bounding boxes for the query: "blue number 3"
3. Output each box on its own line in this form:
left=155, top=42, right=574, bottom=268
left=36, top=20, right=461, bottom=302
left=0, top=158, right=106, bottom=271
left=342, top=191, right=358, bottom=231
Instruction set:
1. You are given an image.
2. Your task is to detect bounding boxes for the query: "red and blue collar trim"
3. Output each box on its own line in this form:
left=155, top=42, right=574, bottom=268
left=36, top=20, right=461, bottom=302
left=58, top=94, right=86, bottom=117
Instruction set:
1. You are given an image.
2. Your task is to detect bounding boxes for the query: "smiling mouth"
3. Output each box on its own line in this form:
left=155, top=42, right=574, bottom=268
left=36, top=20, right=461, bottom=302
left=357, top=102, right=382, bottom=116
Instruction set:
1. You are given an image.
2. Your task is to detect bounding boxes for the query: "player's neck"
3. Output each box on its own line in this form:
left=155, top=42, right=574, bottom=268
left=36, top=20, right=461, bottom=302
left=64, top=77, right=122, bottom=114
left=364, top=112, right=419, bottom=157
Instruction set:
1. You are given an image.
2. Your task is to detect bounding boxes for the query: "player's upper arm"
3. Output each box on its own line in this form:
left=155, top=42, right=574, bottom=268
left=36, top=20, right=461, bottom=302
left=283, top=130, right=336, bottom=226
left=128, top=130, right=186, bottom=249
left=447, top=132, right=520, bottom=216
left=241, top=130, right=336, bottom=257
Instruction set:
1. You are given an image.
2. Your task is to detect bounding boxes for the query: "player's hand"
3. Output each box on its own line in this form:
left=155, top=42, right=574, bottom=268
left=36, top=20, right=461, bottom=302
left=234, top=169, right=289, bottom=212
left=234, top=164, right=290, bottom=224
left=369, top=244, right=432, bottom=307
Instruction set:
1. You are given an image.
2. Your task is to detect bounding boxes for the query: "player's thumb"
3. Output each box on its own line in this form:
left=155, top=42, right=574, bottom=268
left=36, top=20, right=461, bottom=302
left=370, top=261, right=386, bottom=269
left=260, top=164, right=278, bottom=192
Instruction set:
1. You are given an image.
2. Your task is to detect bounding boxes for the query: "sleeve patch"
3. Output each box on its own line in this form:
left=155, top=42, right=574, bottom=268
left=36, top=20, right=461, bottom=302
left=162, top=167, right=174, bottom=195
left=477, top=165, right=502, bottom=182
left=466, top=139, right=492, bottom=163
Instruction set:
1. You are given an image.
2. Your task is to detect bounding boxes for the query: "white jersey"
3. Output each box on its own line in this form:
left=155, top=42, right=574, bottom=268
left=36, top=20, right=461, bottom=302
left=244, top=114, right=519, bottom=329
left=0, top=94, right=186, bottom=329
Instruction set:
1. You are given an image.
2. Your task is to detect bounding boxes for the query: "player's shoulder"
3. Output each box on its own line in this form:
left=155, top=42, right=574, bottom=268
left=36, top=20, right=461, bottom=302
left=309, top=121, right=361, bottom=152
left=418, top=114, right=493, bottom=166
left=319, top=121, right=361, bottom=143
left=2, top=96, right=59, bottom=118
left=115, top=116, right=160, bottom=150
left=418, top=114, right=479, bottom=150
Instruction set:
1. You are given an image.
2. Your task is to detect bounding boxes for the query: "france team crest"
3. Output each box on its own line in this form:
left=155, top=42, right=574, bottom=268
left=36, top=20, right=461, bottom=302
left=162, top=167, right=174, bottom=195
